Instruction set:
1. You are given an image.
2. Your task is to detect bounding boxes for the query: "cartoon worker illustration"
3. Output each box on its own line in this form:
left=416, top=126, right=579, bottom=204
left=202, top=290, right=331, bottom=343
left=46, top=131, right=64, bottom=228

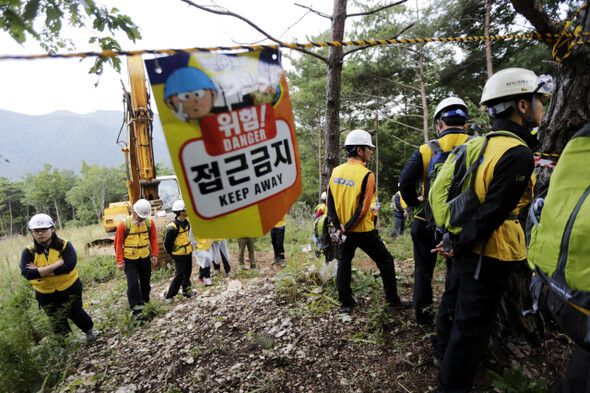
left=164, top=67, right=218, bottom=122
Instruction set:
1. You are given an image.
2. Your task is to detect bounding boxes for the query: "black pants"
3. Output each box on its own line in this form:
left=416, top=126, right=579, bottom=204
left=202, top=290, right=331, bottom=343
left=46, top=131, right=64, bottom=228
left=336, top=230, right=401, bottom=306
left=434, top=252, right=514, bottom=393
left=124, top=257, right=152, bottom=314
left=199, top=266, right=211, bottom=279
left=391, top=215, right=405, bottom=238
left=411, top=218, right=439, bottom=326
left=546, top=290, right=590, bottom=393
left=35, top=278, right=93, bottom=336
left=166, top=254, right=193, bottom=298
left=213, top=252, right=232, bottom=273
left=271, top=227, right=285, bottom=259
left=433, top=258, right=457, bottom=360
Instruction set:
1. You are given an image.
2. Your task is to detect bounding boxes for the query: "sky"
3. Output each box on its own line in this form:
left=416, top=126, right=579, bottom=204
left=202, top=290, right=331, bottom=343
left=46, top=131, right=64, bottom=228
left=0, top=0, right=336, bottom=115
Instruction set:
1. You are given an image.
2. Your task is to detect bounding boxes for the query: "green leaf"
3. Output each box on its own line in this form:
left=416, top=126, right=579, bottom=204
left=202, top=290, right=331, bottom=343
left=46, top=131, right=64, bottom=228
left=23, top=0, right=41, bottom=21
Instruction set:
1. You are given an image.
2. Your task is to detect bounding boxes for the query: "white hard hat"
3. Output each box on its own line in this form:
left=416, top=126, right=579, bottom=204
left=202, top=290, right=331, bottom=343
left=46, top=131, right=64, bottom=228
left=344, top=129, right=375, bottom=148
left=172, top=200, right=186, bottom=212
left=133, top=199, right=152, bottom=219
left=321, top=191, right=327, bottom=201
left=480, top=68, right=554, bottom=107
left=433, top=97, right=468, bottom=122
left=28, top=213, right=55, bottom=230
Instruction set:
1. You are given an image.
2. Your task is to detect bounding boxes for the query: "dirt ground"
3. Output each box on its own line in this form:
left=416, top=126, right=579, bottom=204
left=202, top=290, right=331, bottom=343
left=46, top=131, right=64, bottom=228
left=55, top=250, right=572, bottom=393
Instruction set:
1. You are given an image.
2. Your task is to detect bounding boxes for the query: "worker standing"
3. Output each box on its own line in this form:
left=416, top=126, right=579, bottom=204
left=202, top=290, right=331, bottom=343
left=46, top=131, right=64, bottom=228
left=163, top=200, right=195, bottom=304
left=430, top=68, right=552, bottom=392
left=390, top=189, right=408, bottom=238
left=237, top=237, right=257, bottom=269
left=20, top=214, right=95, bottom=342
left=327, top=129, right=410, bottom=313
left=314, top=192, right=327, bottom=219
left=399, top=97, right=471, bottom=333
left=114, top=199, right=159, bottom=318
left=271, top=214, right=287, bottom=268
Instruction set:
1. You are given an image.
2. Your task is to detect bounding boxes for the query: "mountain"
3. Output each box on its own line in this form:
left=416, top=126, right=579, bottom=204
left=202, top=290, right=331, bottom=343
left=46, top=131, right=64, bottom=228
left=0, top=109, right=173, bottom=181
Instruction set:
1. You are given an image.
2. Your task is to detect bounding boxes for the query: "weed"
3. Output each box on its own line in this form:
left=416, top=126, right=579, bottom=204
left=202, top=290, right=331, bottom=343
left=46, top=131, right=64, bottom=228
left=249, top=333, right=275, bottom=350
left=77, top=255, right=118, bottom=284
left=346, top=295, right=389, bottom=346
left=249, top=374, right=275, bottom=393
left=191, top=336, right=227, bottom=357
left=489, top=365, right=551, bottom=393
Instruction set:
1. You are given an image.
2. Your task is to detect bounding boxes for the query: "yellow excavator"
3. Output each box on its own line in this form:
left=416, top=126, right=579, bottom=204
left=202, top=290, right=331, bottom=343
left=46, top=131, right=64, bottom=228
left=87, top=55, right=180, bottom=267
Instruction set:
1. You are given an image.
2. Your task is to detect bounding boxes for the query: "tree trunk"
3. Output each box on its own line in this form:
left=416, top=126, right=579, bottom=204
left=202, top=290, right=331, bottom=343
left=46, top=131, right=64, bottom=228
left=498, top=1, right=590, bottom=342
left=318, top=97, right=323, bottom=200
left=8, top=198, right=13, bottom=235
left=323, top=0, right=347, bottom=184
left=484, top=0, right=493, bottom=78
left=53, top=198, right=62, bottom=229
left=418, top=43, right=429, bottom=142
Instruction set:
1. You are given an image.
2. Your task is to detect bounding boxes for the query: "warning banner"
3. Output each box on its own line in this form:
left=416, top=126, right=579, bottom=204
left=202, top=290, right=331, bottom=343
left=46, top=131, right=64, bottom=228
left=145, top=50, right=301, bottom=238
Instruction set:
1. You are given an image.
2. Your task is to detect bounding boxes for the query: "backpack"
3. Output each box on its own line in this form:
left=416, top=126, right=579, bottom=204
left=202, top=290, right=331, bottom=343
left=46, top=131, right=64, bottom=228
left=528, top=125, right=590, bottom=327
left=429, top=131, right=526, bottom=241
left=423, top=139, right=454, bottom=230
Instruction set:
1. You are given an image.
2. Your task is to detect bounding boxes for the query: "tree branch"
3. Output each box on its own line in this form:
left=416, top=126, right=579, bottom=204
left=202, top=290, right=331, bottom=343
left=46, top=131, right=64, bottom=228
left=294, top=3, right=333, bottom=19
left=509, top=0, right=559, bottom=39
left=375, top=75, right=421, bottom=92
left=180, top=0, right=328, bottom=63
left=343, top=22, right=415, bottom=58
left=347, top=0, right=408, bottom=18
left=384, top=118, right=424, bottom=136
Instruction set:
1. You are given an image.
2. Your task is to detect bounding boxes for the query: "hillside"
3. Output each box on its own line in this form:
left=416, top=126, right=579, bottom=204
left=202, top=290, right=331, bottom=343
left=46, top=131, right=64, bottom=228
left=0, top=109, right=172, bottom=180
left=52, top=248, right=571, bottom=393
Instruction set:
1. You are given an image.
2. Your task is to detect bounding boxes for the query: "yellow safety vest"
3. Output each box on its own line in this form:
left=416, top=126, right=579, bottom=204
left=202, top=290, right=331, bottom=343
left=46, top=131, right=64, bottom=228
left=28, top=241, right=79, bottom=294
left=419, top=132, right=471, bottom=196
left=329, top=160, right=375, bottom=232
left=195, top=238, right=212, bottom=251
left=167, top=221, right=193, bottom=256
left=314, top=203, right=327, bottom=216
left=123, top=218, right=152, bottom=260
left=471, top=133, right=536, bottom=261
left=274, top=215, right=286, bottom=228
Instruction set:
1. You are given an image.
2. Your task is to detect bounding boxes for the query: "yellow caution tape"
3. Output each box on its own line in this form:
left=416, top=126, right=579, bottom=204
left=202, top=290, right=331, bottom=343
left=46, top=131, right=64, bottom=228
left=1, top=32, right=587, bottom=61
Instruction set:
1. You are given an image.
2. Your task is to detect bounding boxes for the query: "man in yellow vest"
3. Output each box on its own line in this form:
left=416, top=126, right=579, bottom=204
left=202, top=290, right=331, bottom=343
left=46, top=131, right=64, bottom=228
left=430, top=68, right=552, bottom=392
left=163, top=200, right=195, bottom=304
left=399, top=97, right=471, bottom=333
left=327, top=129, right=410, bottom=313
left=390, top=189, right=408, bottom=238
left=115, top=199, right=159, bottom=317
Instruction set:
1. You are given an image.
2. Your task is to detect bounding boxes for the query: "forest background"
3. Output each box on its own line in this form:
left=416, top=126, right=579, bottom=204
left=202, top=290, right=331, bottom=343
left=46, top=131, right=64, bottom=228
left=0, top=0, right=567, bottom=235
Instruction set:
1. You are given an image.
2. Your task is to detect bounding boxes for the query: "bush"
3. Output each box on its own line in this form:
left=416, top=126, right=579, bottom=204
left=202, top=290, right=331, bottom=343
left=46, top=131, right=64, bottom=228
left=0, top=269, right=80, bottom=393
left=77, top=255, right=118, bottom=284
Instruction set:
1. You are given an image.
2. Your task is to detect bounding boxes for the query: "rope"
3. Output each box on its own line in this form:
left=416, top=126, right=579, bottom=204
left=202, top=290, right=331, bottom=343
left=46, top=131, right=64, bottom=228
left=0, top=32, right=584, bottom=61
left=552, top=3, right=589, bottom=62
left=533, top=152, right=560, bottom=159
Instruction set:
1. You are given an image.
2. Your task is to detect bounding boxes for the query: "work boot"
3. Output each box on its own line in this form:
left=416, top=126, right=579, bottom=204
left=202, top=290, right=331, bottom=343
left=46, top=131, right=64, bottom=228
left=272, top=257, right=280, bottom=266
left=280, top=258, right=286, bottom=268
left=385, top=299, right=412, bottom=312
left=85, top=328, right=96, bottom=343
left=250, top=263, right=258, bottom=270
left=183, top=290, right=197, bottom=298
